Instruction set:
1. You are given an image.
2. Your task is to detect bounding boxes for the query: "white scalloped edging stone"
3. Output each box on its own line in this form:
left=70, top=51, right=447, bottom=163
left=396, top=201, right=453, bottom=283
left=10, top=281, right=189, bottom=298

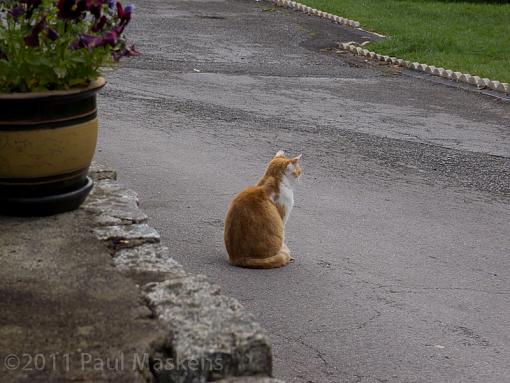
left=442, top=70, right=453, bottom=79
left=270, top=0, right=361, bottom=29
left=489, top=81, right=499, bottom=90
left=336, top=42, right=509, bottom=95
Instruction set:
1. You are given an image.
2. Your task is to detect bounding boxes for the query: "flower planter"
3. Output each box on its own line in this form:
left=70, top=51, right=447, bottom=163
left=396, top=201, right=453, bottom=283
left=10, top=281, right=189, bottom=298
left=0, top=77, right=105, bottom=216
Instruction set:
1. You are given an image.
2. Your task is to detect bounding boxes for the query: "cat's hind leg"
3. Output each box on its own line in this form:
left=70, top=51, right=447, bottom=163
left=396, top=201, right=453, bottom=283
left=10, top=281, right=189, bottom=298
left=233, top=246, right=291, bottom=269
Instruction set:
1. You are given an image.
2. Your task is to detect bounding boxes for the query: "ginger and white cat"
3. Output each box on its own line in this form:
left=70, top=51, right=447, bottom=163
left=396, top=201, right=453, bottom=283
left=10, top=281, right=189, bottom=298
left=224, top=150, right=302, bottom=268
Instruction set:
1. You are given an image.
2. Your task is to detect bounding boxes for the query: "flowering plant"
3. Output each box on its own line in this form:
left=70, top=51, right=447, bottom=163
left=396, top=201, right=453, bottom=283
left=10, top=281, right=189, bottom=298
left=0, top=0, right=138, bottom=92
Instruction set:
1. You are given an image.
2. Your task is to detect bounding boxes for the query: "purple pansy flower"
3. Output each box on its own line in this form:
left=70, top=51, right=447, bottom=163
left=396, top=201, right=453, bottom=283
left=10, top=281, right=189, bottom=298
left=20, top=0, right=42, bottom=18
left=70, top=34, right=103, bottom=49
left=9, top=6, right=25, bottom=21
left=101, top=31, right=117, bottom=46
left=19, top=0, right=42, bottom=7
left=116, top=2, right=133, bottom=26
left=112, top=44, right=140, bottom=61
left=57, top=0, right=87, bottom=20
left=92, top=15, right=108, bottom=32
left=102, top=25, right=124, bottom=46
left=47, top=28, right=59, bottom=41
left=86, top=0, right=104, bottom=19
left=24, top=17, right=47, bottom=47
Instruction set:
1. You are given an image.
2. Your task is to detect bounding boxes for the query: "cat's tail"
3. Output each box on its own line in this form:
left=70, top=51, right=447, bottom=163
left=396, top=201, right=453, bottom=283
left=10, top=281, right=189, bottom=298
left=231, top=246, right=291, bottom=269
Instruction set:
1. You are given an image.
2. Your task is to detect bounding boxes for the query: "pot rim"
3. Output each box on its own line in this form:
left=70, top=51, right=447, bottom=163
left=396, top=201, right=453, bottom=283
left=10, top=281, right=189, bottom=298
left=0, top=77, right=106, bottom=100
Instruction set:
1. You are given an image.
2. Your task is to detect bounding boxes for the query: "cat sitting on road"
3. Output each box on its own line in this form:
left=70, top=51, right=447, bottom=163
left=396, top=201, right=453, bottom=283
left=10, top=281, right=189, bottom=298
left=224, top=150, right=302, bottom=268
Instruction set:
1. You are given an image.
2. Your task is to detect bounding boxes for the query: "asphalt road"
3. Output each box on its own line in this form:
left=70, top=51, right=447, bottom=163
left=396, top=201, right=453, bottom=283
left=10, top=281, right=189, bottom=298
left=96, top=0, right=510, bottom=382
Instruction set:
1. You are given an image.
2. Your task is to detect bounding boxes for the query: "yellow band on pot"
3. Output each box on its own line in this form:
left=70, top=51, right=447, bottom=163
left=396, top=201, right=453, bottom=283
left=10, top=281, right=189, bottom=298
left=0, top=118, right=98, bottom=179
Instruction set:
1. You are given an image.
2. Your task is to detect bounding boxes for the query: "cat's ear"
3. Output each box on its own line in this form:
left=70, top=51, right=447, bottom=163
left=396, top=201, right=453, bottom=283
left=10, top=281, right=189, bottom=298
left=290, top=154, right=302, bottom=164
left=275, top=150, right=285, bottom=158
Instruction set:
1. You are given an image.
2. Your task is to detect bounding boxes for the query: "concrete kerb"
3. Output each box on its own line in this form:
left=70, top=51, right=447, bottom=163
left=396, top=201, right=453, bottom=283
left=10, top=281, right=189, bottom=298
left=268, top=0, right=509, bottom=95
left=270, top=0, right=362, bottom=29
left=336, top=39, right=507, bottom=95
left=337, top=41, right=510, bottom=94
left=86, top=163, right=276, bottom=382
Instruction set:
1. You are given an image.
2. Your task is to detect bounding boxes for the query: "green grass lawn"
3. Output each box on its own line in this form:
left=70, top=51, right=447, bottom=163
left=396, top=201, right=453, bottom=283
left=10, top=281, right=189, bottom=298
left=299, top=0, right=510, bottom=83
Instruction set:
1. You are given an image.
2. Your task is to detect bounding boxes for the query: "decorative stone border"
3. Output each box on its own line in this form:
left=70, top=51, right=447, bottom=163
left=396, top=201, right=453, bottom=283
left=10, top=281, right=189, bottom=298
left=271, top=0, right=362, bottom=28
left=266, top=0, right=509, bottom=95
left=337, top=42, right=510, bottom=94
left=86, top=163, right=277, bottom=383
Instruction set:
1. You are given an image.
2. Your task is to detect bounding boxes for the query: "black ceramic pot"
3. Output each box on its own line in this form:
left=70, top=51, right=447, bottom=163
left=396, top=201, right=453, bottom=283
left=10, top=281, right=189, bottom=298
left=0, top=78, right=105, bottom=216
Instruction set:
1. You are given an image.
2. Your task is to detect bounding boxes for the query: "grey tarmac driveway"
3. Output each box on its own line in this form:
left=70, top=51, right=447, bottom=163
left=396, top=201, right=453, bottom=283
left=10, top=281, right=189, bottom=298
left=96, top=0, right=510, bottom=382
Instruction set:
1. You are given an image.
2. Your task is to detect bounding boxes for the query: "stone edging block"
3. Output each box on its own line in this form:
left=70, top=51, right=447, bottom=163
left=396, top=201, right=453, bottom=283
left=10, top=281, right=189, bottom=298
left=144, top=275, right=271, bottom=382
left=271, top=0, right=361, bottom=29
left=336, top=42, right=510, bottom=95
left=83, top=177, right=148, bottom=226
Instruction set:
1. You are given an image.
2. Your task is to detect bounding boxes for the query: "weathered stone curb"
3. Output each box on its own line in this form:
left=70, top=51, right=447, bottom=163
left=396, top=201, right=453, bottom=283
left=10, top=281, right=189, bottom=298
left=144, top=276, right=272, bottom=382
left=84, top=178, right=148, bottom=226
left=114, top=243, right=186, bottom=276
left=269, top=0, right=362, bottom=29
left=337, top=42, right=510, bottom=95
left=86, top=162, right=275, bottom=382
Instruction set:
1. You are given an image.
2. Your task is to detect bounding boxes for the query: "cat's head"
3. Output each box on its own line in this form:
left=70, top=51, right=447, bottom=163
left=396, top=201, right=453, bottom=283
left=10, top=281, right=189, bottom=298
left=266, top=150, right=302, bottom=183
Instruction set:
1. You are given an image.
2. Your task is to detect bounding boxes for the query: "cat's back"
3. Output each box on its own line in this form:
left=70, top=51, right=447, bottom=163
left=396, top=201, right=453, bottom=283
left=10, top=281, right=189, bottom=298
left=224, top=185, right=283, bottom=260
left=226, top=185, right=279, bottom=224
left=231, top=185, right=267, bottom=207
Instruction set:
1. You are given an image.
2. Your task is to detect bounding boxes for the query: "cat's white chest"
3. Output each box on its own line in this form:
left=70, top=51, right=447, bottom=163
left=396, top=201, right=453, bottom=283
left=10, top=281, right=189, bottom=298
left=278, top=178, right=294, bottom=224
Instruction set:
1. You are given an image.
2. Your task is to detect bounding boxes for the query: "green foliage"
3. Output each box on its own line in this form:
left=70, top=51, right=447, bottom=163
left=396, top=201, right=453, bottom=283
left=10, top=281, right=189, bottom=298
left=300, top=0, right=510, bottom=83
left=0, top=0, right=137, bottom=92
